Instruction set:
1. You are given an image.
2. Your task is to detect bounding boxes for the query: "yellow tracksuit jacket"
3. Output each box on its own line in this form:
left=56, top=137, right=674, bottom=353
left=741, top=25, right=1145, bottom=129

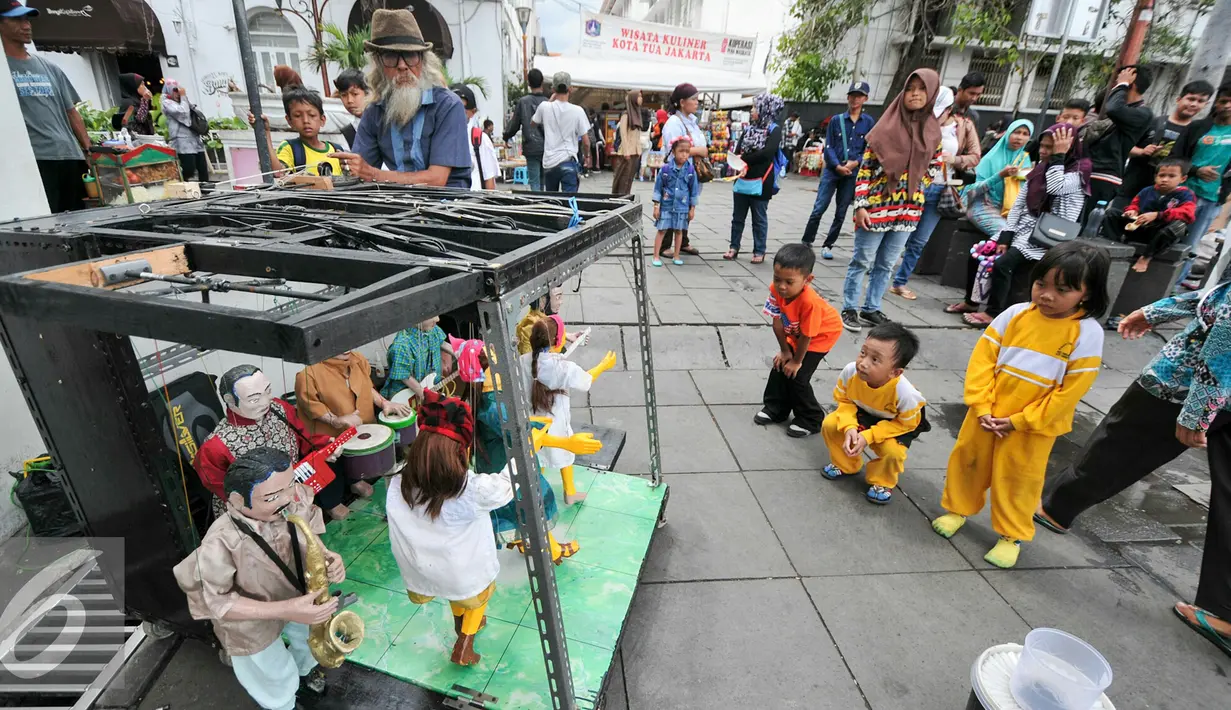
left=942, top=302, right=1103, bottom=541
left=821, top=362, right=927, bottom=488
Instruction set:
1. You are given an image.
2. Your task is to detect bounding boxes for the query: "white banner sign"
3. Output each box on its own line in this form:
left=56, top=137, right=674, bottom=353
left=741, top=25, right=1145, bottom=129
left=579, top=12, right=756, bottom=74
left=1026, top=0, right=1108, bottom=43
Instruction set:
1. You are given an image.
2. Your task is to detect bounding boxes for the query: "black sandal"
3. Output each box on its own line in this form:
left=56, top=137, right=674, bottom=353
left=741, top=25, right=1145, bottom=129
left=722, top=249, right=739, bottom=260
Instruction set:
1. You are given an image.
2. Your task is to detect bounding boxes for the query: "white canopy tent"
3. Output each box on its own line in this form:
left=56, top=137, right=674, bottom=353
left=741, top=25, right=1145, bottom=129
left=533, top=55, right=768, bottom=94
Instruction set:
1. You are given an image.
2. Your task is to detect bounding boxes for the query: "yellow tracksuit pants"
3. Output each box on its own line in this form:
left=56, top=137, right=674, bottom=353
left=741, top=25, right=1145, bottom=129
left=941, top=408, right=1056, bottom=541
left=821, top=411, right=909, bottom=488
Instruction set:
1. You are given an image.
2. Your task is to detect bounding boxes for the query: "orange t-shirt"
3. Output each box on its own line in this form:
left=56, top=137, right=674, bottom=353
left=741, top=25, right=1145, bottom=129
left=763, top=284, right=842, bottom=354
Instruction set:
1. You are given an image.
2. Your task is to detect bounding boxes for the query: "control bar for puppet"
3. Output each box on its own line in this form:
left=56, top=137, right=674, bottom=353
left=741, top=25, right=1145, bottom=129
left=128, top=271, right=335, bottom=302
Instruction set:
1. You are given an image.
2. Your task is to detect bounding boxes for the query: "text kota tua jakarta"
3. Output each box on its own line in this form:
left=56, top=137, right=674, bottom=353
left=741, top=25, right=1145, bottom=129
left=611, top=28, right=712, bottom=62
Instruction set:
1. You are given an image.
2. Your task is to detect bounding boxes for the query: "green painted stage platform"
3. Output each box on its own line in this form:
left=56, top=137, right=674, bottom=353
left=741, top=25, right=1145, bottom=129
left=319, top=466, right=667, bottom=709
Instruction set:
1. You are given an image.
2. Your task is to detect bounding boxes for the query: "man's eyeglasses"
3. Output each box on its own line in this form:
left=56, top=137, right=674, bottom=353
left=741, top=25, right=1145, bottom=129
left=380, top=51, right=423, bottom=69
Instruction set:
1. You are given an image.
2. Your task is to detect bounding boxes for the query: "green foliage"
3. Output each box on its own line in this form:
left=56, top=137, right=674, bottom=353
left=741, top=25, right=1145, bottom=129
left=442, top=68, right=488, bottom=98
left=76, top=101, right=117, bottom=133
left=306, top=23, right=371, bottom=72
left=949, top=0, right=1020, bottom=65
left=772, top=0, right=870, bottom=101
left=205, top=117, right=250, bottom=150
left=505, top=74, right=528, bottom=114
left=150, top=92, right=168, bottom=140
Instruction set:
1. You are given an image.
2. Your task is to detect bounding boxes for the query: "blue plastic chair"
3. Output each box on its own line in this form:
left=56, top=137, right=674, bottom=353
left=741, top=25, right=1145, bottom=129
left=512, top=166, right=529, bottom=185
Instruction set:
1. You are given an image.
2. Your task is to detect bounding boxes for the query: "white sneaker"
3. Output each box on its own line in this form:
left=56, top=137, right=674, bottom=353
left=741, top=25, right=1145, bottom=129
left=787, top=424, right=814, bottom=438
left=753, top=411, right=774, bottom=425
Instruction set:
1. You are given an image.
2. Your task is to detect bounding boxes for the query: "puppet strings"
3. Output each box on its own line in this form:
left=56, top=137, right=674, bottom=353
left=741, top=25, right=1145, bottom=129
left=152, top=337, right=197, bottom=540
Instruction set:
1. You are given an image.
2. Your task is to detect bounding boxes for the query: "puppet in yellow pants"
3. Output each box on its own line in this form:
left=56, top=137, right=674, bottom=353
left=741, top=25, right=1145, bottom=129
left=820, top=413, right=908, bottom=488
left=407, top=582, right=494, bottom=666
left=938, top=408, right=1057, bottom=543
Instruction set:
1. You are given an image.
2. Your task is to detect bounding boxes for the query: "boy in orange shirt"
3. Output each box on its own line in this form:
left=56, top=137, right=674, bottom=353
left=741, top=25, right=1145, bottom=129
left=756, top=243, right=844, bottom=437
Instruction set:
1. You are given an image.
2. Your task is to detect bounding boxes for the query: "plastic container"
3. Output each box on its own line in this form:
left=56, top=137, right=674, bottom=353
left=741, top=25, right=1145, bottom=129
left=968, top=643, right=1115, bottom=710
left=1010, top=629, right=1112, bottom=710
left=1082, top=201, right=1108, bottom=240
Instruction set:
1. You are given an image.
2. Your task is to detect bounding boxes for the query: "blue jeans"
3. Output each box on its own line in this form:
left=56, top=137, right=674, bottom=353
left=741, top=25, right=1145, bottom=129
left=1175, top=197, right=1223, bottom=288
left=526, top=155, right=544, bottom=191
left=730, top=193, right=769, bottom=255
left=892, top=184, right=946, bottom=288
left=801, top=169, right=856, bottom=247
left=544, top=158, right=580, bottom=193
left=843, top=227, right=912, bottom=312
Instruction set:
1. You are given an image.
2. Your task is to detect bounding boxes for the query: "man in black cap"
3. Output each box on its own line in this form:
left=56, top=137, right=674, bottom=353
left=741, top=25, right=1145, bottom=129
left=331, top=8, right=471, bottom=188
left=3, top=0, right=91, bottom=213
left=452, top=83, right=498, bottom=191
left=801, top=81, right=876, bottom=260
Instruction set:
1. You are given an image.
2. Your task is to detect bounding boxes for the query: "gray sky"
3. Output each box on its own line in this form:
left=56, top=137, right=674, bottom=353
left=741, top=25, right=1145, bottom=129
left=537, top=0, right=602, bottom=55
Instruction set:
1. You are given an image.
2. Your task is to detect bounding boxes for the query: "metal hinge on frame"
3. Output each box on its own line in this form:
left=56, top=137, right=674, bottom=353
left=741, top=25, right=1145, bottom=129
left=444, top=685, right=499, bottom=709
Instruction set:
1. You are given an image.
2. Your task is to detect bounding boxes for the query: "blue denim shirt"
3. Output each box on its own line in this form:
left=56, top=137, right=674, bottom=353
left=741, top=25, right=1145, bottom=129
left=653, top=160, right=700, bottom=214
left=1140, top=281, right=1231, bottom=430
left=352, top=86, right=472, bottom=188
left=823, top=111, right=876, bottom=173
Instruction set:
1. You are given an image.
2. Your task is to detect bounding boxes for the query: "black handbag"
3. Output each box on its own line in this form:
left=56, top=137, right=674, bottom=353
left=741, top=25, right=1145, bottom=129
left=1028, top=212, right=1081, bottom=250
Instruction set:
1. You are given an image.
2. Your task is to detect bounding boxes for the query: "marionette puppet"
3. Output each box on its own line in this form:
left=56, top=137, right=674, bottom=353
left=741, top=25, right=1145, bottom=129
left=385, top=390, right=600, bottom=666
left=381, top=316, right=455, bottom=400
left=195, top=364, right=350, bottom=520
left=522, top=317, right=616, bottom=506
left=516, top=285, right=585, bottom=355
left=173, top=447, right=347, bottom=710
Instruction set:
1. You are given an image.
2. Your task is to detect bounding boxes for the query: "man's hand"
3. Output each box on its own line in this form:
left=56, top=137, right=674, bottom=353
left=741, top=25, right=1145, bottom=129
left=339, top=411, right=364, bottom=430
left=1116, top=66, right=1138, bottom=87
left=996, top=244, right=1009, bottom=255
left=1197, top=166, right=1221, bottom=182
left=1117, top=309, right=1152, bottom=339
left=772, top=349, right=792, bottom=371
left=653, top=204, right=661, bottom=220
left=845, top=160, right=859, bottom=172
left=1050, top=126, right=1074, bottom=155
left=1123, top=209, right=1138, bottom=220
left=282, top=592, right=338, bottom=625
left=854, top=207, right=870, bottom=230
left=1135, top=211, right=1159, bottom=226
left=783, top=359, right=802, bottom=379
left=382, top=400, right=413, bottom=417
left=1141, top=144, right=1161, bottom=157
left=325, top=550, right=346, bottom=584
left=843, top=428, right=866, bottom=457
left=1176, top=423, right=1207, bottom=449
left=329, top=151, right=378, bottom=181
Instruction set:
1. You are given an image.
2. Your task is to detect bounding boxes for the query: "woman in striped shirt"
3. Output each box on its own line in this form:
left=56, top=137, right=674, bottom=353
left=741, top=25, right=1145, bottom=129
left=949, top=123, right=1091, bottom=327
left=841, top=68, right=945, bottom=332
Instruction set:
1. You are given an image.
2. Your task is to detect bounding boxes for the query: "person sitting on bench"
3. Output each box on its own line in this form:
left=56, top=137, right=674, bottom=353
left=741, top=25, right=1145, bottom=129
left=1104, top=158, right=1197, bottom=273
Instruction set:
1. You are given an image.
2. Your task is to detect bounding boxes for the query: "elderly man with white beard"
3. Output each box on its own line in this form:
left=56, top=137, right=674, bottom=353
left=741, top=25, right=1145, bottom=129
left=331, top=8, right=471, bottom=188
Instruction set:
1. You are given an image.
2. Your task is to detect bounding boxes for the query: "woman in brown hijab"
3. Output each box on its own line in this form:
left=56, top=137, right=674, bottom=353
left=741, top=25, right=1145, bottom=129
left=839, top=68, right=944, bottom=332
left=611, top=89, right=645, bottom=195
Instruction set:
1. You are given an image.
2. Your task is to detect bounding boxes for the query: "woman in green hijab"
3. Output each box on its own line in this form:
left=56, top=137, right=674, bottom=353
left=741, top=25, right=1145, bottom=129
left=964, top=118, right=1034, bottom=238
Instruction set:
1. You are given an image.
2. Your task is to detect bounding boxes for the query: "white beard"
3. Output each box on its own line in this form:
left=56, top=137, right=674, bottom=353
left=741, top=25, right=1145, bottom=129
left=383, top=83, right=424, bottom=128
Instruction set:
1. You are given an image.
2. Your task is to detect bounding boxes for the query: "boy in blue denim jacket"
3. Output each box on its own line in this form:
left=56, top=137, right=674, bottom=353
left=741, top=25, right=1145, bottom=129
left=652, top=137, right=701, bottom=266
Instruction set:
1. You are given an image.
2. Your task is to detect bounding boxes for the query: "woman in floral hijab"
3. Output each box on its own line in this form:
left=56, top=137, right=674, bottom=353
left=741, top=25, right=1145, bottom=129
left=726, top=92, right=786, bottom=263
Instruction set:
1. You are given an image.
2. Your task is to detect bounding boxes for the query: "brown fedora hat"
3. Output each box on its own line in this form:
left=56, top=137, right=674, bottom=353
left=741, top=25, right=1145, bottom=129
left=364, top=8, right=433, bottom=54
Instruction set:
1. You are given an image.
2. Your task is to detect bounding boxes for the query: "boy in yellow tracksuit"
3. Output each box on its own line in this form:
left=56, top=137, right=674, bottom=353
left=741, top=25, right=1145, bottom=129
left=821, top=322, right=929, bottom=505
left=932, top=242, right=1110, bottom=568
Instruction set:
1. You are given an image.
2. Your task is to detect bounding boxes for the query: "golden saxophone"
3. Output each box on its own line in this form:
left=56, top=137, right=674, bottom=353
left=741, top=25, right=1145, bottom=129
left=284, top=512, right=365, bottom=668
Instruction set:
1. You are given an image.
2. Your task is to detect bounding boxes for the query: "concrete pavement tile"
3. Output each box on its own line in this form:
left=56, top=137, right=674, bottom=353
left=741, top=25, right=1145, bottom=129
left=622, top=579, right=866, bottom=710
left=1064, top=402, right=1107, bottom=448
left=690, top=369, right=766, bottom=405
left=804, top=572, right=1031, bottom=710
left=745, top=469, right=973, bottom=576
left=581, top=286, right=642, bottom=324
left=644, top=473, right=796, bottom=582
left=1116, top=540, right=1203, bottom=602
left=586, top=369, right=703, bottom=407
left=643, top=267, right=687, bottom=295
left=591, top=405, right=738, bottom=474
left=901, top=275, right=963, bottom=300
left=912, top=328, right=983, bottom=369
left=873, top=296, right=931, bottom=326
left=561, top=292, right=583, bottom=324
left=1101, top=331, right=1167, bottom=375
left=710, top=406, right=828, bottom=471
left=651, top=294, right=708, bottom=324
left=580, top=262, right=635, bottom=287
left=899, top=468, right=1129, bottom=570
left=620, top=325, right=725, bottom=370
left=900, top=369, right=966, bottom=402
left=573, top=325, right=626, bottom=370
left=708, top=259, right=755, bottom=277
left=671, top=264, right=730, bottom=289
left=693, top=288, right=769, bottom=324
left=1073, top=499, right=1182, bottom=543
left=604, top=650, right=629, bottom=710
left=715, top=325, right=775, bottom=369
left=981, top=567, right=1231, bottom=707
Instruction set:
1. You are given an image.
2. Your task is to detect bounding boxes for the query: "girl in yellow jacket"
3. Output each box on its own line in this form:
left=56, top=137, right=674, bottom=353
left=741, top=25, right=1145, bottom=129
left=932, top=241, right=1111, bottom=568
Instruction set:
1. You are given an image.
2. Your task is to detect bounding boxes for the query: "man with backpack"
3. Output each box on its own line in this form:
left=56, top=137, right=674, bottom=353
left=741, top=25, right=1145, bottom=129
left=1084, top=66, right=1154, bottom=222
left=504, top=68, right=548, bottom=190
left=452, top=84, right=498, bottom=191
left=161, top=79, right=211, bottom=182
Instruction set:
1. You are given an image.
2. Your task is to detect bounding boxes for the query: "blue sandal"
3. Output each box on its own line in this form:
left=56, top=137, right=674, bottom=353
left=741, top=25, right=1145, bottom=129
left=821, top=464, right=846, bottom=480
left=652, top=258, right=663, bottom=267
left=1174, top=604, right=1231, bottom=659
left=866, top=485, right=892, bottom=504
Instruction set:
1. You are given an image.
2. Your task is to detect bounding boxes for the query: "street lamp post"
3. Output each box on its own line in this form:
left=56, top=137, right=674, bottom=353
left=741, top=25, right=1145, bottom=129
left=276, top=0, right=333, bottom=92
left=516, top=4, right=532, bottom=85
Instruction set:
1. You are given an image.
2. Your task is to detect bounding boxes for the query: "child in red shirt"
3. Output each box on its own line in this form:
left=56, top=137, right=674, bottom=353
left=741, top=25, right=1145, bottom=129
left=755, top=243, right=844, bottom=437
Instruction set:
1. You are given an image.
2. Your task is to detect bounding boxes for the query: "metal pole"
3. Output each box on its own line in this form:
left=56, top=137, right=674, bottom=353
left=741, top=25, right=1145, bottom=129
left=628, top=191, right=662, bottom=488
left=1116, top=0, right=1155, bottom=69
left=1186, top=0, right=1231, bottom=86
left=231, top=0, right=274, bottom=182
left=523, top=33, right=529, bottom=84
left=1037, top=0, right=1081, bottom=129
left=477, top=298, right=576, bottom=710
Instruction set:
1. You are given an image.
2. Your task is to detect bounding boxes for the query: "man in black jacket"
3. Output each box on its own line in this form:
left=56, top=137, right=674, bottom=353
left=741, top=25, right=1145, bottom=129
left=1171, top=82, right=1231, bottom=287
left=1085, top=66, right=1154, bottom=222
left=504, top=68, right=548, bottom=190
left=1114, top=80, right=1213, bottom=210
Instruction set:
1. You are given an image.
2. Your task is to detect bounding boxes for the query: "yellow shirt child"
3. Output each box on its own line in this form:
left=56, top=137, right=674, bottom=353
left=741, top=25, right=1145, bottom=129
left=932, top=241, right=1110, bottom=569
left=821, top=323, right=927, bottom=505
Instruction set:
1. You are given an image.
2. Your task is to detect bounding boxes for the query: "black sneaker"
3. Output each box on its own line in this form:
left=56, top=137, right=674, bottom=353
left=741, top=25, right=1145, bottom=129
left=841, top=310, right=862, bottom=332
left=299, top=667, right=328, bottom=697
left=860, top=310, right=890, bottom=326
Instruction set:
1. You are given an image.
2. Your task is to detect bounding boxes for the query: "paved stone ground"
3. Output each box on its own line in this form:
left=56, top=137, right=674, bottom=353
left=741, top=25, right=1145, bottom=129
left=132, top=174, right=1229, bottom=709
left=583, top=173, right=1229, bottom=709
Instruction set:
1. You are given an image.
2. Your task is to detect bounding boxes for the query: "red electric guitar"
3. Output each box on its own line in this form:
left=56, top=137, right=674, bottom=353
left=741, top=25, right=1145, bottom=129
left=292, top=427, right=357, bottom=493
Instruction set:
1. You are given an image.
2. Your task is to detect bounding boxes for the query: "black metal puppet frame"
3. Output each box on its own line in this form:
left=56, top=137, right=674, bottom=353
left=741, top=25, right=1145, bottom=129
left=0, top=185, right=665, bottom=710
